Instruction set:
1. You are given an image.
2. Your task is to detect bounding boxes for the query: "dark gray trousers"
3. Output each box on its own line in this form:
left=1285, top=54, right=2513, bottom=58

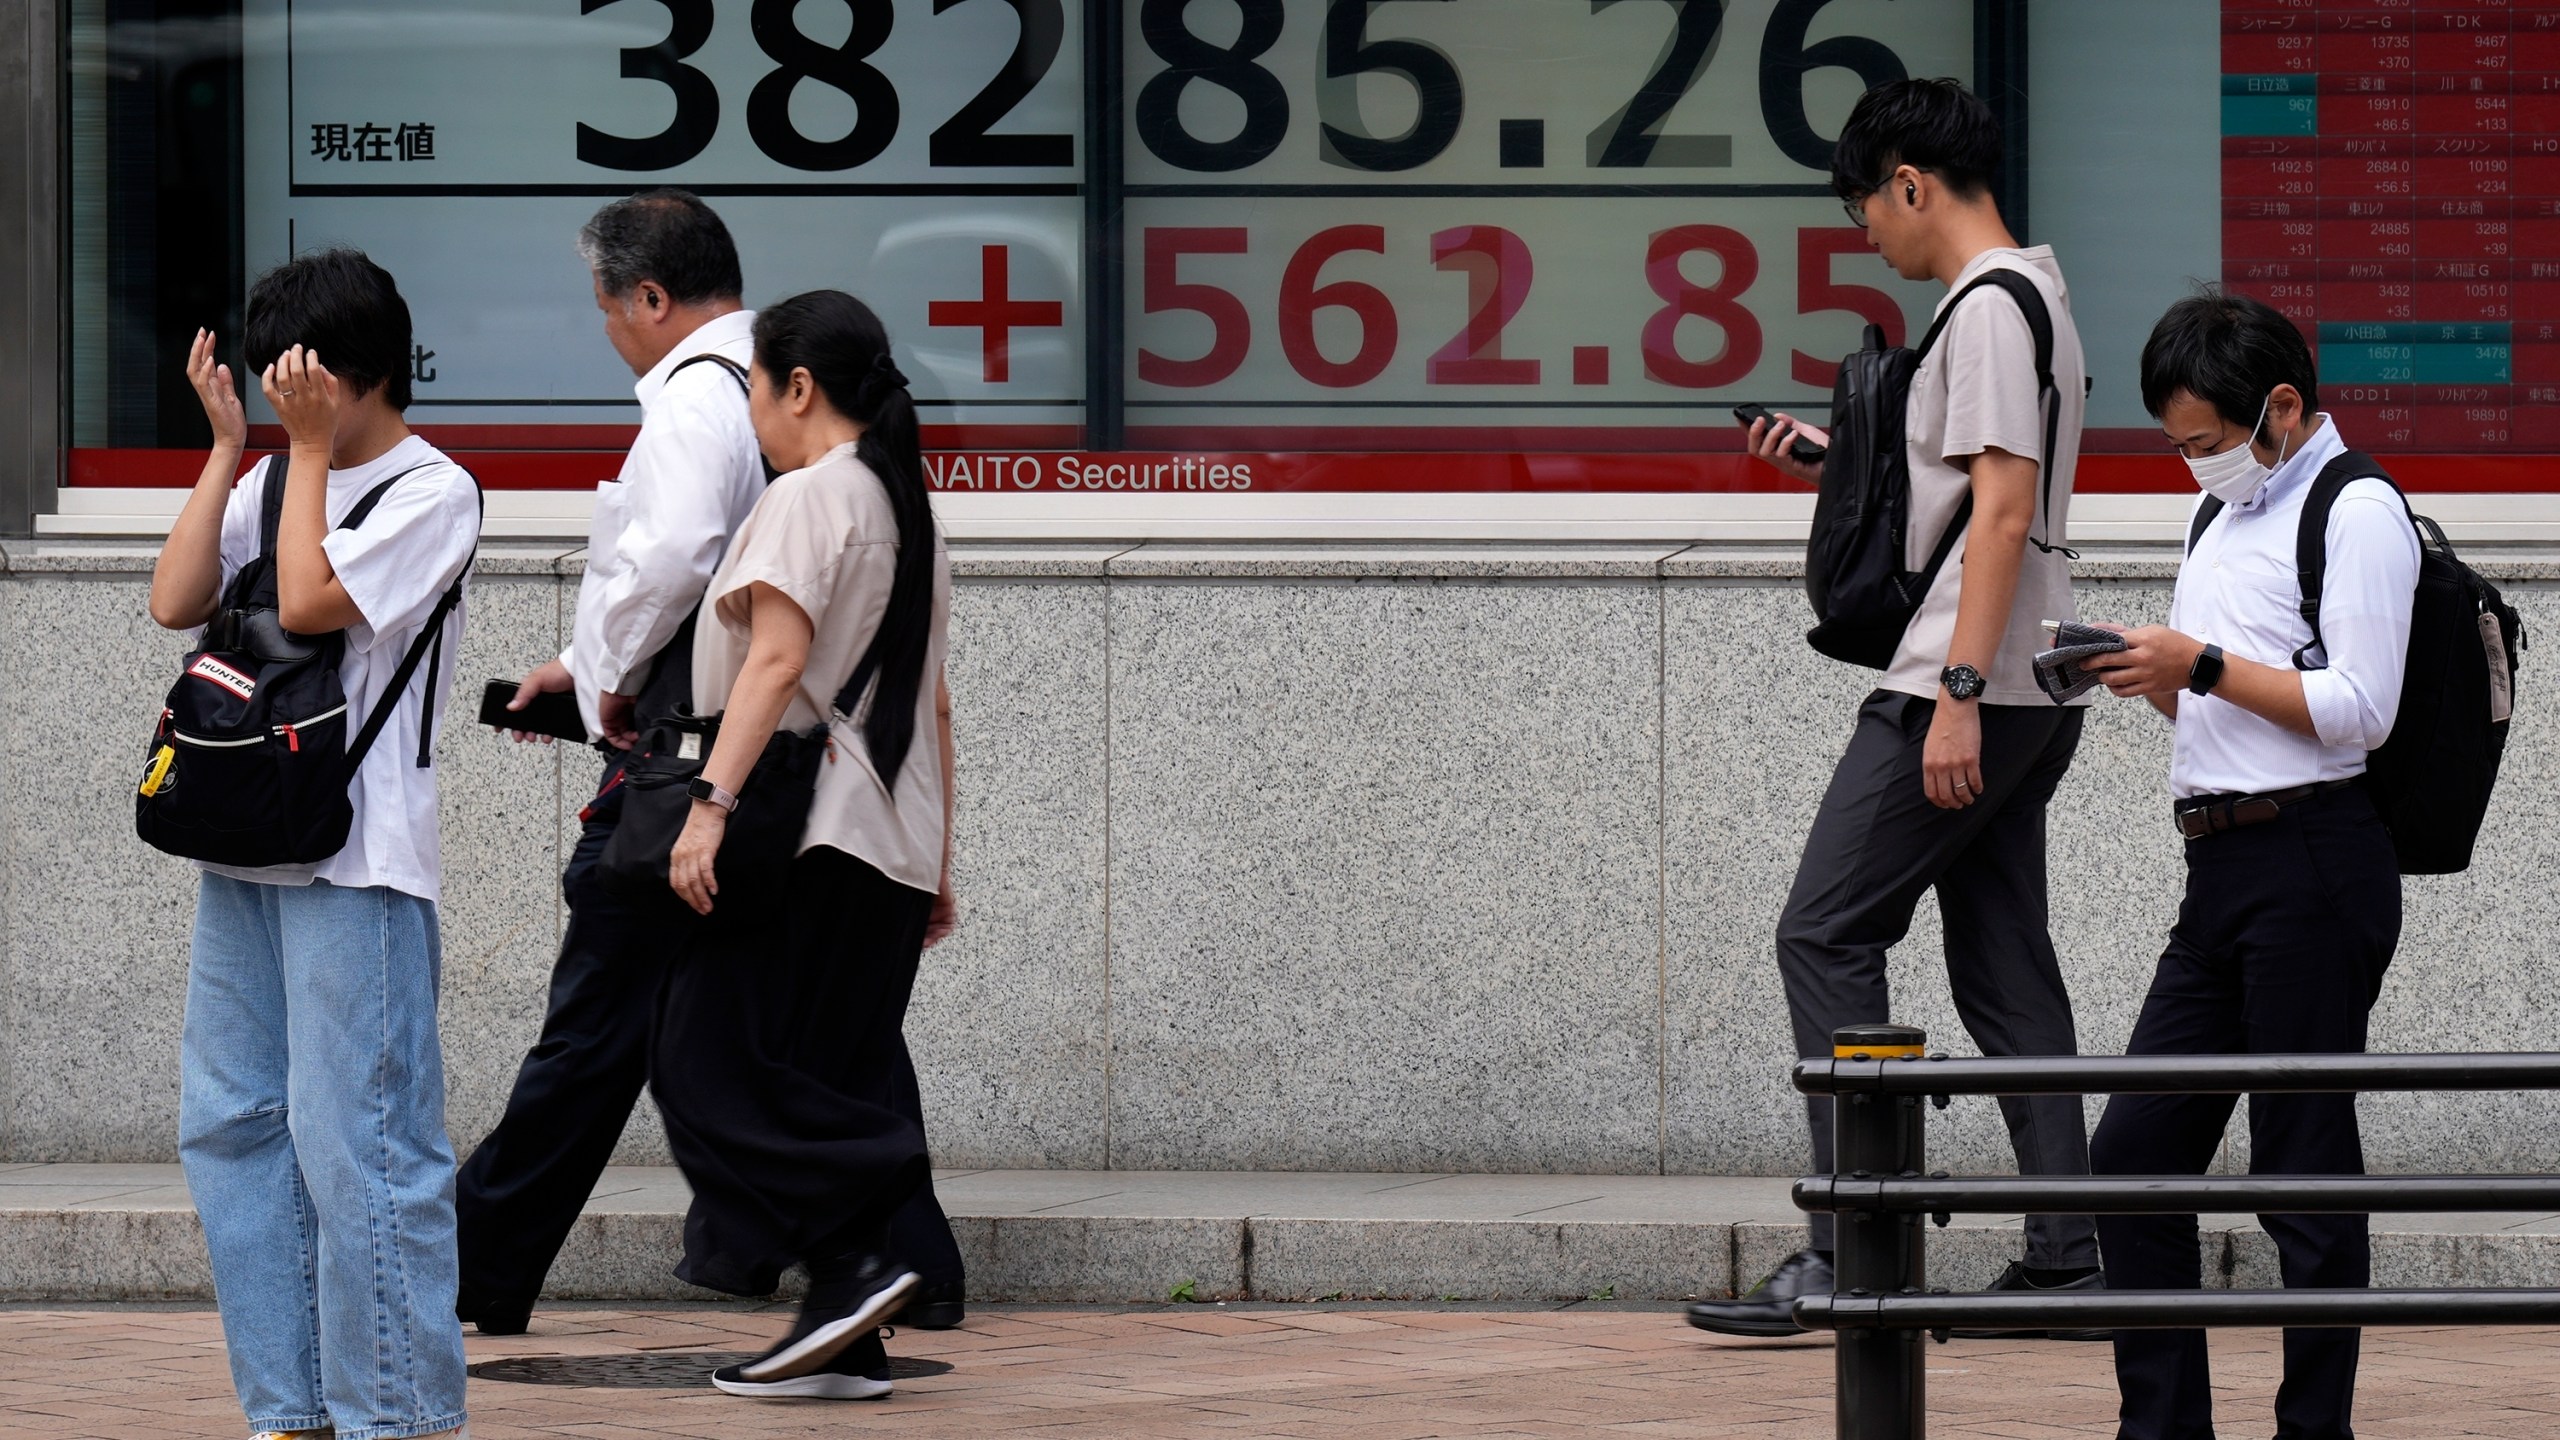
left=1778, top=691, right=2097, bottom=1266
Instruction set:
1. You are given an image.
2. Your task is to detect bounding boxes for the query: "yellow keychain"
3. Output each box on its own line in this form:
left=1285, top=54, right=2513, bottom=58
left=140, top=745, right=177, bottom=797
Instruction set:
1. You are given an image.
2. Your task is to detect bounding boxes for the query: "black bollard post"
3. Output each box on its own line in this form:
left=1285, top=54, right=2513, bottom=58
left=1832, top=1023, right=1928, bottom=1440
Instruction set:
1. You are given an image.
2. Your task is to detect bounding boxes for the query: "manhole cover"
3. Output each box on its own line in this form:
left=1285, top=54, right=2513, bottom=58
left=469, top=1352, right=955, bottom=1389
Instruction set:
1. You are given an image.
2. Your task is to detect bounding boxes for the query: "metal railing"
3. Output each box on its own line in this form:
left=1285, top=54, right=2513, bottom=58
left=1792, top=1023, right=2560, bottom=1440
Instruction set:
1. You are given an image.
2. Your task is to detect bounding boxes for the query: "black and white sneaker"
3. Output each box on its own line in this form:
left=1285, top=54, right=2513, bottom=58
left=733, top=1254, right=921, bottom=1383
left=714, top=1329, right=893, bottom=1400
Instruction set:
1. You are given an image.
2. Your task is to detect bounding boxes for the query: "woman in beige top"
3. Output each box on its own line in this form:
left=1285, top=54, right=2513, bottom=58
left=648, top=290, right=957, bottom=1402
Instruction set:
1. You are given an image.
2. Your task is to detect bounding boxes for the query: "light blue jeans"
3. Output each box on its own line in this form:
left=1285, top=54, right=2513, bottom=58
left=179, top=874, right=467, bottom=1440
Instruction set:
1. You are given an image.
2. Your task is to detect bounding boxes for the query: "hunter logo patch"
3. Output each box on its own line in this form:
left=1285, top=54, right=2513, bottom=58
left=188, top=655, right=257, bottom=700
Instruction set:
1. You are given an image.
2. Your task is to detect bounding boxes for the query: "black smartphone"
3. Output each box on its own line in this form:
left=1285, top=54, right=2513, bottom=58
left=479, top=678, right=590, bottom=743
left=1732, top=404, right=1829, bottom=466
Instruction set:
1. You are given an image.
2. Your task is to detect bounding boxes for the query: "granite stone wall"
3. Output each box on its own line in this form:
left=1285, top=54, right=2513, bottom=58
left=7, top=541, right=2557, bottom=1177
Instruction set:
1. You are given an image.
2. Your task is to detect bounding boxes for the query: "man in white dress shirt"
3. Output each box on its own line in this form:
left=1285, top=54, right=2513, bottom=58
left=453, top=190, right=966, bottom=1335
left=2085, top=289, right=2420, bottom=1440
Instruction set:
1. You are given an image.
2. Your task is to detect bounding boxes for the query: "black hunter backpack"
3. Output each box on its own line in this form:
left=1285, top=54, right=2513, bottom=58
left=137, top=455, right=476, bottom=867
left=1805, top=267, right=2064, bottom=669
left=2187, top=450, right=2526, bottom=874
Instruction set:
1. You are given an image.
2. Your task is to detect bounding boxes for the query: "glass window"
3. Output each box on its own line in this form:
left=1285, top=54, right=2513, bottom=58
left=60, top=0, right=2560, bottom=506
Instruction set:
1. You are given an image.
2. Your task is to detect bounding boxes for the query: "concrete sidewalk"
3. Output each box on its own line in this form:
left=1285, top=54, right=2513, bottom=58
left=15, top=1304, right=2560, bottom=1438
left=7, top=1164, right=2560, bottom=1303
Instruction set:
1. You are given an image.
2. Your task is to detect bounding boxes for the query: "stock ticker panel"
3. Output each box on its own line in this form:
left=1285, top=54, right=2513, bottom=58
left=1116, top=0, right=1968, bottom=447
left=2224, top=1, right=2560, bottom=451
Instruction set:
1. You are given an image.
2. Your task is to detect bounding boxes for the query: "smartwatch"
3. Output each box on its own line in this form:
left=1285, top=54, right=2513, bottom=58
left=1940, top=664, right=1987, bottom=702
left=687, top=776, right=740, bottom=813
left=2188, top=643, right=2226, bottom=697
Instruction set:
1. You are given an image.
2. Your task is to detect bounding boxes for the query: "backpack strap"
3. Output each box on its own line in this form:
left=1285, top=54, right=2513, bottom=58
left=2292, top=449, right=2407, bottom=671
left=336, top=462, right=487, bottom=772
left=1901, top=267, right=2069, bottom=603
left=254, top=453, right=290, bottom=558
left=1922, top=267, right=2069, bottom=559
left=668, top=351, right=783, bottom=486
left=670, top=351, right=752, bottom=393
left=2187, top=496, right=2226, bottom=556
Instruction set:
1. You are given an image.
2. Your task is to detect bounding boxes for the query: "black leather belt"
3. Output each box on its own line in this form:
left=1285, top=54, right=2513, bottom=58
left=2174, top=779, right=2359, bottom=841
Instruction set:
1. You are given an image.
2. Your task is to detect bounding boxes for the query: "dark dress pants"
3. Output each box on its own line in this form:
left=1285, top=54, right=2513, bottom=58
left=2091, top=785, right=2400, bottom=1440
left=455, top=759, right=963, bottom=1306
left=650, top=846, right=933, bottom=1296
left=1777, top=691, right=2097, bottom=1266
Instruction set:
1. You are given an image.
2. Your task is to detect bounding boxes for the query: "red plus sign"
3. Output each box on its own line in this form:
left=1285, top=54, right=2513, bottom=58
left=928, top=245, right=1064, bottom=384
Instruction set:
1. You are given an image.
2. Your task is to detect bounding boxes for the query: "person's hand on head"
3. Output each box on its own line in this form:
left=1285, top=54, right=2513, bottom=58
left=186, top=329, right=248, bottom=451
left=501, top=657, right=576, bottom=745
left=262, top=345, right=342, bottom=453
left=1746, top=414, right=1824, bottom=486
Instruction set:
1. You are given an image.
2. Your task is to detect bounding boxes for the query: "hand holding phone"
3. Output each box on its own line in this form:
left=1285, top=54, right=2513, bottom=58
left=479, top=677, right=590, bottom=744
left=1733, top=404, right=1829, bottom=467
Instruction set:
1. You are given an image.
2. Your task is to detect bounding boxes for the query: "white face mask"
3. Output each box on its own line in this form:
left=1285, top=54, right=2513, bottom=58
left=2183, top=395, right=2290, bottom=506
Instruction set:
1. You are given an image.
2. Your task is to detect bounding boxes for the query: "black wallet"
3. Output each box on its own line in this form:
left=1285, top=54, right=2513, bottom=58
left=478, top=678, right=590, bottom=742
left=2032, top=621, right=2129, bottom=704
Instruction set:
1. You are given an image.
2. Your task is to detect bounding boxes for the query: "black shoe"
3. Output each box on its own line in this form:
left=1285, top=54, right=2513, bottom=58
left=1950, top=1261, right=2112, bottom=1341
left=455, top=1288, right=534, bottom=1337
left=1686, top=1249, right=1833, bottom=1337
left=714, top=1328, right=893, bottom=1400
left=906, top=1281, right=965, bottom=1330
left=734, top=1254, right=921, bottom=1384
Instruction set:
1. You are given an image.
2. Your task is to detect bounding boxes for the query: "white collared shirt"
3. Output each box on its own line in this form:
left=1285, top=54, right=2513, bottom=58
left=2167, top=416, right=2421, bottom=798
left=564, top=309, right=766, bottom=736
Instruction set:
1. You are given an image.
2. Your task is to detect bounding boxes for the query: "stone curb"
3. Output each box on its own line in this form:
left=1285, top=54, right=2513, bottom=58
left=6, top=1203, right=2550, bottom=1306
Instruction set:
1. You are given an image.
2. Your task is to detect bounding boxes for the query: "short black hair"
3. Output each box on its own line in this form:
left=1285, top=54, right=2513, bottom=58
left=1830, top=78, right=2001, bottom=203
left=244, top=248, right=415, bottom=410
left=578, top=188, right=744, bottom=305
left=2140, top=286, right=2321, bottom=430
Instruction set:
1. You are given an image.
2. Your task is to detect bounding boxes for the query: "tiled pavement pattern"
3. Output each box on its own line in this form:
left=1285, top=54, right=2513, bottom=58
left=9, top=1304, right=2560, bottom=1439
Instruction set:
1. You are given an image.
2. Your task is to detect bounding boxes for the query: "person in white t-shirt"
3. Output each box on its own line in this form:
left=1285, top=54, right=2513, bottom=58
left=148, top=250, right=479, bottom=1440
left=1689, top=79, right=2101, bottom=1339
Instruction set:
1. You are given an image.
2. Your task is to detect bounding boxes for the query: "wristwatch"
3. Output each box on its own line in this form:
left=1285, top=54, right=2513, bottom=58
left=1940, top=664, right=1987, bottom=702
left=687, top=776, right=740, bottom=813
left=2188, top=643, right=2227, bottom=697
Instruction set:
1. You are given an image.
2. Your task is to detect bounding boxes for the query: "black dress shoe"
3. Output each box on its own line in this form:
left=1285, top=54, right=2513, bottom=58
left=1950, top=1261, right=2111, bottom=1341
left=906, top=1281, right=965, bottom=1330
left=455, top=1288, right=534, bottom=1337
left=1686, top=1249, right=1833, bottom=1337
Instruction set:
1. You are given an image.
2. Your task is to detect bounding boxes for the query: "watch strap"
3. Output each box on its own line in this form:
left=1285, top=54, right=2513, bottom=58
left=688, top=776, right=740, bottom=813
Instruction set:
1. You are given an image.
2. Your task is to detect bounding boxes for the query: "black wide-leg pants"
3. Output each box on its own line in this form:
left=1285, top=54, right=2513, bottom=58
left=1777, top=691, right=2097, bottom=1266
left=2091, top=784, right=2401, bottom=1440
left=456, top=760, right=962, bottom=1306
left=651, top=845, right=934, bottom=1297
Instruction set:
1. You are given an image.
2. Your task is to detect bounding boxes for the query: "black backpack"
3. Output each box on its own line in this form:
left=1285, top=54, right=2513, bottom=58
left=2187, top=450, right=2525, bottom=874
left=137, top=455, right=477, bottom=867
left=1805, top=267, right=2066, bottom=669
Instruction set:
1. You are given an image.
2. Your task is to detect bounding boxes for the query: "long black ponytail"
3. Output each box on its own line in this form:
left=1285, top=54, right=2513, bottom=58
left=752, top=291, right=936, bottom=790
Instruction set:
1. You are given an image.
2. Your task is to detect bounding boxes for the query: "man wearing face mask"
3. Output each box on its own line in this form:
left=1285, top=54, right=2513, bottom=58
left=2081, top=288, right=2419, bottom=1440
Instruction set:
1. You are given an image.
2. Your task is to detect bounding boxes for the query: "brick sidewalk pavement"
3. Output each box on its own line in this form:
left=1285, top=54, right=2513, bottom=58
left=6, top=1303, right=2560, bottom=1438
